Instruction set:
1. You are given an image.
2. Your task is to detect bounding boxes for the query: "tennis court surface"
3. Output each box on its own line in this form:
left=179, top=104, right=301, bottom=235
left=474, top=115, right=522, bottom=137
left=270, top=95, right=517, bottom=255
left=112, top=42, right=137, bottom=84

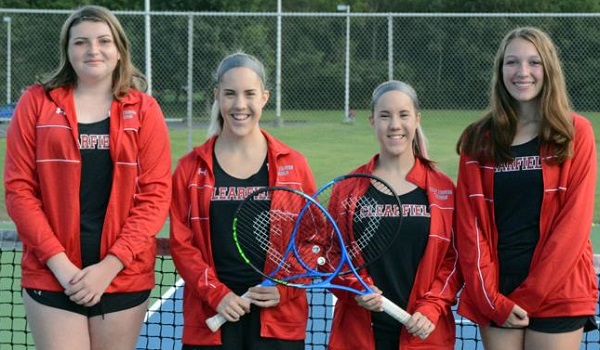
left=1, top=235, right=599, bottom=349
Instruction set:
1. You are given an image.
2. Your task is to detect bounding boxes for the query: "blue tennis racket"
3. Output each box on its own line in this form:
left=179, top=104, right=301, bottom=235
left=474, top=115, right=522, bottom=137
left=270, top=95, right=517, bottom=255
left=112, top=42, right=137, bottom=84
left=308, top=173, right=410, bottom=324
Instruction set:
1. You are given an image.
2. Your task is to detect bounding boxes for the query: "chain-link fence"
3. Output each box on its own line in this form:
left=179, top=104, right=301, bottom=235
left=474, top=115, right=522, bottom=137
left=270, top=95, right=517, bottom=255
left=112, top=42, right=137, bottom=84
left=0, top=10, right=598, bottom=124
left=0, top=9, right=600, bottom=349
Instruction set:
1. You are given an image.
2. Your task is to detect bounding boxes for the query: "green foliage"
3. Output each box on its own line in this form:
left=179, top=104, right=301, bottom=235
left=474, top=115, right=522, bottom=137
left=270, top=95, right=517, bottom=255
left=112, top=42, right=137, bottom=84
left=2, top=0, right=599, bottom=12
left=152, top=0, right=268, bottom=12
left=0, top=0, right=142, bottom=10
left=434, top=0, right=600, bottom=12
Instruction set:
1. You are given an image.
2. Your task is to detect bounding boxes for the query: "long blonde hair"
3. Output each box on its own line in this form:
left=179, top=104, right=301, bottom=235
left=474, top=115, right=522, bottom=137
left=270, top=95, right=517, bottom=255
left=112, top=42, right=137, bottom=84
left=371, top=80, right=433, bottom=168
left=207, top=52, right=267, bottom=137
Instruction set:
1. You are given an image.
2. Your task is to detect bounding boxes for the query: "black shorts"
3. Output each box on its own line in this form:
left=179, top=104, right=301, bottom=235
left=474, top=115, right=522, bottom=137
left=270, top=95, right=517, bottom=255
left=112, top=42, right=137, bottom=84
left=25, top=288, right=150, bottom=317
left=490, top=315, right=597, bottom=333
left=372, top=327, right=400, bottom=350
left=182, top=305, right=304, bottom=350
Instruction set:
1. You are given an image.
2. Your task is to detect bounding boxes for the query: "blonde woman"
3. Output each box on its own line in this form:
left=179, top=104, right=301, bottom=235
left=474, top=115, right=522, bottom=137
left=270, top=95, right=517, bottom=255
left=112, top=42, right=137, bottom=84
left=170, top=52, right=316, bottom=349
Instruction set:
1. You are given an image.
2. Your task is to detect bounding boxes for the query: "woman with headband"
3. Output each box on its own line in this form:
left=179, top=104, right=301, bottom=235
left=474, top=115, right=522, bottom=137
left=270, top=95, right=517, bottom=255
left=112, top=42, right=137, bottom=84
left=170, top=52, right=316, bottom=349
left=327, top=80, right=461, bottom=350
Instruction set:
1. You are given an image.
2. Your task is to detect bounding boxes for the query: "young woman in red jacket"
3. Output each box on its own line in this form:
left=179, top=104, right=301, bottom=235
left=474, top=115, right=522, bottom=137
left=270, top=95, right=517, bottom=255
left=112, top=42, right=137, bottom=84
left=327, top=80, right=461, bottom=350
left=169, top=52, right=317, bottom=349
left=4, top=5, right=172, bottom=350
left=455, top=27, right=597, bottom=350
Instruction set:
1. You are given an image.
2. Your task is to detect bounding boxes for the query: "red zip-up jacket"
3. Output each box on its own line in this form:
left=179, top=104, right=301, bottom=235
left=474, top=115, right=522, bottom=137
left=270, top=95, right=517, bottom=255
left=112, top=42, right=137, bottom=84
left=169, top=130, right=317, bottom=346
left=456, top=113, right=597, bottom=326
left=4, top=84, right=172, bottom=293
left=328, top=156, right=462, bottom=350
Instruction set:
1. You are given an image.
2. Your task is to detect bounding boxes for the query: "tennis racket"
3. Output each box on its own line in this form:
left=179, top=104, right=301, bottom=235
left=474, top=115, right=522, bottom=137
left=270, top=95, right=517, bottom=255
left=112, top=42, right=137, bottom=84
left=205, top=186, right=332, bottom=332
left=205, top=174, right=412, bottom=334
left=310, top=173, right=411, bottom=326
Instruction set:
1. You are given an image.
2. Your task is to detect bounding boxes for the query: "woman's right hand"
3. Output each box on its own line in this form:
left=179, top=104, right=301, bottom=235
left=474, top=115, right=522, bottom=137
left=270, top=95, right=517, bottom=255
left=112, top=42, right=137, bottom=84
left=45, top=252, right=81, bottom=290
left=501, top=304, right=529, bottom=328
left=216, top=292, right=251, bottom=322
left=355, top=285, right=384, bottom=312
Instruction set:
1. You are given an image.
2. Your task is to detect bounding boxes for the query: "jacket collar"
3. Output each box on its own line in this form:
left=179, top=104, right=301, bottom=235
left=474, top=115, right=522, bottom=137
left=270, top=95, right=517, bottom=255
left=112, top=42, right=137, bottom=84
left=47, top=85, right=139, bottom=109
left=193, top=129, right=290, bottom=162
left=360, top=154, right=429, bottom=189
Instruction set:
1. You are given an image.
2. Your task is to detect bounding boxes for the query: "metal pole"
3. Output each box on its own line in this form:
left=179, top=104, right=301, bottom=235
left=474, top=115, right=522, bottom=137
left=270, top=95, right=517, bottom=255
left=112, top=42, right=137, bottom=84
left=388, top=14, right=393, bottom=80
left=343, top=7, right=350, bottom=123
left=145, top=0, right=152, bottom=95
left=274, top=0, right=283, bottom=127
left=186, top=15, right=194, bottom=151
left=337, top=4, right=351, bottom=123
left=4, top=17, right=11, bottom=104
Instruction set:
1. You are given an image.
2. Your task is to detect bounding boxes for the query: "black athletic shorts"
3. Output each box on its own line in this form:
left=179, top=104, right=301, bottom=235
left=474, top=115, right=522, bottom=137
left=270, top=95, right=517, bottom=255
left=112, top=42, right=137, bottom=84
left=372, top=327, right=400, bottom=350
left=25, top=288, right=150, bottom=317
left=182, top=304, right=304, bottom=350
left=490, top=315, right=597, bottom=333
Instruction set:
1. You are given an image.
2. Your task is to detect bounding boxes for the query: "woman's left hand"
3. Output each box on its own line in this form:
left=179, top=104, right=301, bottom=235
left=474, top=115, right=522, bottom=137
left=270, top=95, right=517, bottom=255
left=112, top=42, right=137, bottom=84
left=404, top=312, right=435, bottom=339
left=247, top=285, right=281, bottom=308
left=64, top=255, right=123, bottom=307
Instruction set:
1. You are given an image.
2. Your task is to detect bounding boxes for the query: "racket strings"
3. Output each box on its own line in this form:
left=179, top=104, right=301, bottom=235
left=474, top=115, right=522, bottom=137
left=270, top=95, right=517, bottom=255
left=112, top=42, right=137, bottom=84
left=352, top=188, right=401, bottom=266
left=236, top=207, right=297, bottom=276
left=234, top=189, right=325, bottom=284
left=252, top=210, right=271, bottom=250
left=312, top=176, right=402, bottom=274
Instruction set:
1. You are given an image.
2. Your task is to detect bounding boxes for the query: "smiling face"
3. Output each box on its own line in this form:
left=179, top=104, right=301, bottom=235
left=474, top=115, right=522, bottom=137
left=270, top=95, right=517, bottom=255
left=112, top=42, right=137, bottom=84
left=370, top=90, right=420, bottom=159
left=215, top=67, right=269, bottom=138
left=68, top=20, right=120, bottom=86
left=502, top=37, right=544, bottom=106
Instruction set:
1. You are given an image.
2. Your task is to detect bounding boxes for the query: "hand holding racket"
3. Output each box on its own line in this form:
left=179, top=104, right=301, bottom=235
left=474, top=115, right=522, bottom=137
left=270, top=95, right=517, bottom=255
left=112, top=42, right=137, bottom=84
left=206, top=175, right=422, bottom=337
left=310, top=174, right=416, bottom=329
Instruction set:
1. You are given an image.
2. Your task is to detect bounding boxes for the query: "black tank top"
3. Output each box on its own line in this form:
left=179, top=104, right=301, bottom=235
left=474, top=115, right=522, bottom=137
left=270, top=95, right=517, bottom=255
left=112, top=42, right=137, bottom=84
left=210, top=152, right=269, bottom=294
left=78, top=117, right=112, bottom=267
left=356, top=186, right=430, bottom=335
left=494, top=137, right=542, bottom=289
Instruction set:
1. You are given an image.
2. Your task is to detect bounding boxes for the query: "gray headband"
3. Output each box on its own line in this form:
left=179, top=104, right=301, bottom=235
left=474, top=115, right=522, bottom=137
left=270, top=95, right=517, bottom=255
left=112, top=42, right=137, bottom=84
left=371, top=80, right=420, bottom=111
left=215, top=53, right=266, bottom=85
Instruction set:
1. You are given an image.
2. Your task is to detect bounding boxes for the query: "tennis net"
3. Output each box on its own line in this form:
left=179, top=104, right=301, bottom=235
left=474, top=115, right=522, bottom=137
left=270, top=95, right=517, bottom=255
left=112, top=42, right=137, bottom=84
left=1, top=234, right=599, bottom=349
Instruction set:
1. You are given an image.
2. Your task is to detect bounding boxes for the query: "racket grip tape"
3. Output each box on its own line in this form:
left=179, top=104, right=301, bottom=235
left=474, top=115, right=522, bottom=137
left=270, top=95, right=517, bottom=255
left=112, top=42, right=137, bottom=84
left=381, top=297, right=429, bottom=340
left=205, top=292, right=250, bottom=332
left=381, top=296, right=411, bottom=325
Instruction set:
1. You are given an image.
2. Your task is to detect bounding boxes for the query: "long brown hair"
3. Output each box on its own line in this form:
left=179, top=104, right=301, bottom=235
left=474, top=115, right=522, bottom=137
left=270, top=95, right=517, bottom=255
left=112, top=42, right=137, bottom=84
left=456, top=27, right=573, bottom=164
left=40, top=5, right=146, bottom=99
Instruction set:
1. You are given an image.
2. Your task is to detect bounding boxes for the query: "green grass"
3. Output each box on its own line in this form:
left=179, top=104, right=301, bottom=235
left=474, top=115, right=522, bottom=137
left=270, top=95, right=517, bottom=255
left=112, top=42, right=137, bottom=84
left=1, top=108, right=599, bottom=241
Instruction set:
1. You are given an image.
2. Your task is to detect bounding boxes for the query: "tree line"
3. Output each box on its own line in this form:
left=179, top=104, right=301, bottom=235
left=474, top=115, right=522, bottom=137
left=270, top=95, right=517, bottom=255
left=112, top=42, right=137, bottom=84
left=2, top=0, right=600, bottom=14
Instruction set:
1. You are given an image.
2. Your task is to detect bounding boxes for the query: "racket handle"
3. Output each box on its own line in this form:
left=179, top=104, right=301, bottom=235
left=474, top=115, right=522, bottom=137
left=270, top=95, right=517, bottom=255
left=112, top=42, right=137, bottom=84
left=205, top=292, right=250, bottom=332
left=381, top=296, right=411, bottom=325
left=381, top=296, right=429, bottom=340
left=205, top=313, right=228, bottom=333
